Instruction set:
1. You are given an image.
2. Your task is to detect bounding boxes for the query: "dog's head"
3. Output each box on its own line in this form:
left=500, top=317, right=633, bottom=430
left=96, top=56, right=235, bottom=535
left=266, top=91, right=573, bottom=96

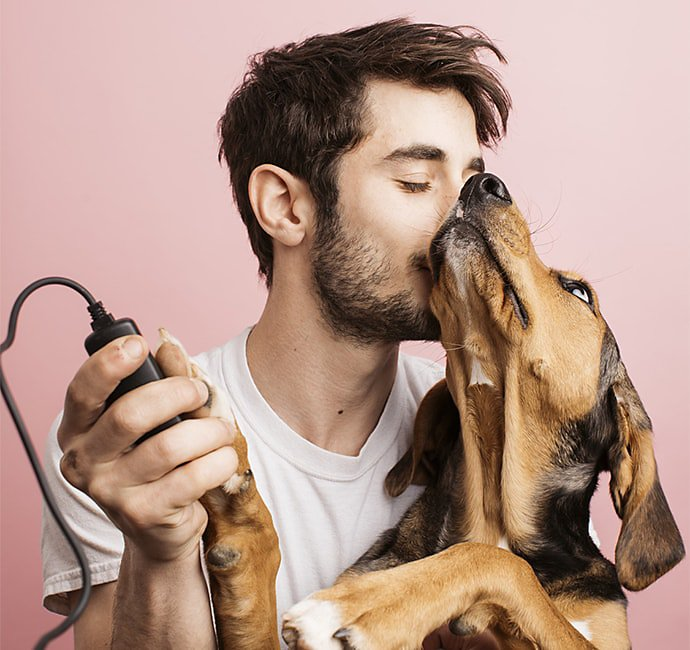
left=387, top=173, right=684, bottom=591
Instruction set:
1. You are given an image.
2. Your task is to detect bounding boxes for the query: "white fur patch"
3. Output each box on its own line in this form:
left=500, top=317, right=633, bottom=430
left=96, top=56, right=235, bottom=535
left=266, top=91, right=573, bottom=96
left=569, top=619, right=592, bottom=641
left=588, top=518, right=601, bottom=549
left=282, top=599, right=345, bottom=649
left=221, top=474, right=245, bottom=494
left=469, top=356, right=493, bottom=386
left=497, top=536, right=510, bottom=550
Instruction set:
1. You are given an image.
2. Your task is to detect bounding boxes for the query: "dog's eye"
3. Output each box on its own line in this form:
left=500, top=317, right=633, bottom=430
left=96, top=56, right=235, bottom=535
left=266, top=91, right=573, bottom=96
left=571, top=286, right=589, bottom=302
left=560, top=278, right=592, bottom=305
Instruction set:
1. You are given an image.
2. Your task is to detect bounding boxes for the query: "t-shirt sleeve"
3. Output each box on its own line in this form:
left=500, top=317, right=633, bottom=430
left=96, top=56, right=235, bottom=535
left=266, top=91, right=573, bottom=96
left=41, top=412, right=124, bottom=615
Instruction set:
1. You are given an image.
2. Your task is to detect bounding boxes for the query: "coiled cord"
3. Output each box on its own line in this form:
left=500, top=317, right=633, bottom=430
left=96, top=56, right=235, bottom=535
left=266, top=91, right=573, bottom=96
left=1, top=277, right=96, bottom=649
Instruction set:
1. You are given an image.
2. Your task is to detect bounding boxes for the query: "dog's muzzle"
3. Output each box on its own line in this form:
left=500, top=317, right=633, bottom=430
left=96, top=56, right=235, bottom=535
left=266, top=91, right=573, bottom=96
left=429, top=173, right=512, bottom=281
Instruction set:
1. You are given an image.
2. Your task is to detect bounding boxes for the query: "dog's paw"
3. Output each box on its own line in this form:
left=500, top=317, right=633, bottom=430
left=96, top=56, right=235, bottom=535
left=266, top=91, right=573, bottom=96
left=282, top=598, right=370, bottom=650
left=205, top=544, right=241, bottom=569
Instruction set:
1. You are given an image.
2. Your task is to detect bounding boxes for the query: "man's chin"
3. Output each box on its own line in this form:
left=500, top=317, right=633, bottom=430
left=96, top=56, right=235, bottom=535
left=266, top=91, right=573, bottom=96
left=367, top=304, right=441, bottom=344
left=318, top=297, right=440, bottom=346
left=401, top=311, right=441, bottom=343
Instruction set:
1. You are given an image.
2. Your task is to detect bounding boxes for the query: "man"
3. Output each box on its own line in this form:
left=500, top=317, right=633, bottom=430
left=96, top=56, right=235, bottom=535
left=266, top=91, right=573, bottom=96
left=42, top=19, right=510, bottom=648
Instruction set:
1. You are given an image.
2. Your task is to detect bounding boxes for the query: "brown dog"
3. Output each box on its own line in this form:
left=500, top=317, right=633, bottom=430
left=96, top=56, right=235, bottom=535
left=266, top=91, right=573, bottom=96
left=280, top=173, right=685, bottom=649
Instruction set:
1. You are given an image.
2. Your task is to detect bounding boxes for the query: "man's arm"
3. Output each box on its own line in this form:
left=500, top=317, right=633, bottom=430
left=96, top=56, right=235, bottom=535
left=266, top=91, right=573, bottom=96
left=111, top=545, right=215, bottom=648
left=67, top=550, right=216, bottom=649
left=67, top=584, right=115, bottom=650
left=56, top=334, right=236, bottom=648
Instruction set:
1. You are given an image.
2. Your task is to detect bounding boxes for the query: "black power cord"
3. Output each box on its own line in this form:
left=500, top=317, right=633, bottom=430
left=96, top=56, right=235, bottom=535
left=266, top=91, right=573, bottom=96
left=1, top=277, right=98, bottom=649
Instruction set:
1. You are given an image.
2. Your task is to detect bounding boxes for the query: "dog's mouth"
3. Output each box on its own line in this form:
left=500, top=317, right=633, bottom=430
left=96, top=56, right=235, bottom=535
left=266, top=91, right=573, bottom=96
left=477, top=230, right=529, bottom=330
left=476, top=230, right=529, bottom=330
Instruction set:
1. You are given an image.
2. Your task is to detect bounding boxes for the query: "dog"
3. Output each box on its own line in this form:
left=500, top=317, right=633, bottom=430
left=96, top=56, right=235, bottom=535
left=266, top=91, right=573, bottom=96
left=279, top=173, right=685, bottom=649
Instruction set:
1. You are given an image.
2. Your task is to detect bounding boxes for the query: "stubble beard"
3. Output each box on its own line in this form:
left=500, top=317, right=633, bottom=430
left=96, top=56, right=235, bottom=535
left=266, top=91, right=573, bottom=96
left=310, top=210, right=441, bottom=346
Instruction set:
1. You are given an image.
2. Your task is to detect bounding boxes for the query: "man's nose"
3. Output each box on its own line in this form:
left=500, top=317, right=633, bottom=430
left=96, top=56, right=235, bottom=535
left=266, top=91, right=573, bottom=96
left=459, top=173, right=511, bottom=208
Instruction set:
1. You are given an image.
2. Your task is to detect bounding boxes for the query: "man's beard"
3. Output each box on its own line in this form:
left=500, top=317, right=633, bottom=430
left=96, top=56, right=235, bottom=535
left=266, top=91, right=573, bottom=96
left=310, top=212, right=440, bottom=345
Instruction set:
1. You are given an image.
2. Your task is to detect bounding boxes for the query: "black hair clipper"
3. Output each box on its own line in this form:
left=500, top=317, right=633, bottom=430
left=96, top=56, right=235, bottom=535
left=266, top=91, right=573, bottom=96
left=84, top=302, right=181, bottom=444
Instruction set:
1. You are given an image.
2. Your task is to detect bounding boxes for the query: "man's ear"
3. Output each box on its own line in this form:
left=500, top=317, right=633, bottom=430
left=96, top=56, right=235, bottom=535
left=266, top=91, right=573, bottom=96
left=248, top=164, right=316, bottom=246
left=607, top=364, right=685, bottom=591
left=385, top=379, right=460, bottom=497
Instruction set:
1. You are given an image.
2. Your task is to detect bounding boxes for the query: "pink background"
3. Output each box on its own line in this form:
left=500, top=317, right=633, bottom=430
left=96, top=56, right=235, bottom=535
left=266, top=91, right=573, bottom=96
left=2, top=1, right=688, bottom=647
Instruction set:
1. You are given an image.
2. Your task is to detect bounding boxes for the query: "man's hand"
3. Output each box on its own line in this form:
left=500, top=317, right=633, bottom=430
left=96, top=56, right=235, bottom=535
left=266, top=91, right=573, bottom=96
left=57, top=334, right=238, bottom=563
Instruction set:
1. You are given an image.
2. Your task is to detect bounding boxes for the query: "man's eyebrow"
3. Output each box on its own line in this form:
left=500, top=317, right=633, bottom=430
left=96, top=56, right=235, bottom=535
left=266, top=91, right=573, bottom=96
left=383, top=145, right=447, bottom=163
left=383, top=147, right=486, bottom=173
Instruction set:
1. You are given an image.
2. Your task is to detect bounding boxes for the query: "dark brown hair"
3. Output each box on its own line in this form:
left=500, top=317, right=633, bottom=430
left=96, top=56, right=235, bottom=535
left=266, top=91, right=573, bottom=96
left=218, top=18, right=511, bottom=286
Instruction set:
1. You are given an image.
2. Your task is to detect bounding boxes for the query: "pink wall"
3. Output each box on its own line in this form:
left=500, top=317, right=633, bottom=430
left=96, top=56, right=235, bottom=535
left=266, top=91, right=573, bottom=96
left=2, top=1, right=688, bottom=648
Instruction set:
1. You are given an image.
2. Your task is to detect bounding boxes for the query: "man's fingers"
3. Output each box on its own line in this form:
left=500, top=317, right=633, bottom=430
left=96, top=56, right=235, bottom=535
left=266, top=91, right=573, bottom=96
left=59, top=336, right=148, bottom=446
left=117, top=417, right=236, bottom=485
left=68, top=444, right=236, bottom=533
left=152, top=445, right=239, bottom=508
left=85, top=375, right=210, bottom=458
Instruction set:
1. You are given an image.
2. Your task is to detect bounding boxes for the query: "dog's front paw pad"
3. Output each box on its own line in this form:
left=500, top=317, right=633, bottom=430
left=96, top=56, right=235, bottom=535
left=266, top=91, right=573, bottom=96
left=206, top=545, right=241, bottom=568
left=282, top=599, right=347, bottom=650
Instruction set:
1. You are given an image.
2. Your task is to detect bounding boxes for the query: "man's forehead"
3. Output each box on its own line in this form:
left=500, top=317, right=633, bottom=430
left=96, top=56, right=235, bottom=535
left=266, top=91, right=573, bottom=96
left=359, top=79, right=481, bottom=162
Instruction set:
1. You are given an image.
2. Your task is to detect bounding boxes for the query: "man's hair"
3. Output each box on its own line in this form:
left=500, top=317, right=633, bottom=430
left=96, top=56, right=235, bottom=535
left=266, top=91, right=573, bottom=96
left=218, top=18, right=511, bottom=286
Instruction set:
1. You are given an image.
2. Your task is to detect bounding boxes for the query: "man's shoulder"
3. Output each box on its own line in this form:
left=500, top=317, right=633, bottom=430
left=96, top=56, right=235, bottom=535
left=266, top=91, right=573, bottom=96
left=190, top=327, right=251, bottom=389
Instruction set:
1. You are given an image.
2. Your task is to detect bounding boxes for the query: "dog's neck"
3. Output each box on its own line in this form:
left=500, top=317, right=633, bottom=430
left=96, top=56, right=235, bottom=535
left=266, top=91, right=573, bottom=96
left=446, top=351, right=508, bottom=546
left=455, top=381, right=507, bottom=545
left=448, top=350, right=600, bottom=562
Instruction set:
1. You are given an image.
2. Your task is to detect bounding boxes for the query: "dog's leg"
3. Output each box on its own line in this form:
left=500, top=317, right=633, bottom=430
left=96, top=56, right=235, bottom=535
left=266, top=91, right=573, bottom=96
left=155, top=330, right=280, bottom=650
left=201, top=441, right=281, bottom=650
left=282, top=543, right=595, bottom=650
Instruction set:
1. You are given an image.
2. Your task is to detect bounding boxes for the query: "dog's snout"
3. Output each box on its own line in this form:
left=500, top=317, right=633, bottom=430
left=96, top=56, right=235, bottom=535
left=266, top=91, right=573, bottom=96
left=460, top=173, right=512, bottom=209
left=480, top=174, right=511, bottom=202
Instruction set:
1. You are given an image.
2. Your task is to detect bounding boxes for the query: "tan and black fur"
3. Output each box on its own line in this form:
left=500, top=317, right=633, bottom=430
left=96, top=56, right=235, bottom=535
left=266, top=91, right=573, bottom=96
left=281, top=173, right=685, bottom=649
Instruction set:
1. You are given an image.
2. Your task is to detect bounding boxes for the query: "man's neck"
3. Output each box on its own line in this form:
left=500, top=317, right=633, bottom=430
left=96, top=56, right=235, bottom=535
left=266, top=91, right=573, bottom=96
left=246, top=289, right=399, bottom=456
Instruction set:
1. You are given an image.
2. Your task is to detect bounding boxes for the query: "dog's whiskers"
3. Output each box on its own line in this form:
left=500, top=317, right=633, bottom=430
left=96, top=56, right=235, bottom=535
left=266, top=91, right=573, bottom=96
left=527, top=189, right=562, bottom=240
left=439, top=340, right=467, bottom=353
left=588, top=266, right=633, bottom=283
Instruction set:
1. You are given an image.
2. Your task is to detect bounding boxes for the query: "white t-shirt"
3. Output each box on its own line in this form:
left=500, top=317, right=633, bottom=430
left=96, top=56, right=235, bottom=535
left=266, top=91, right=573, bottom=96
left=41, top=327, right=444, bottom=637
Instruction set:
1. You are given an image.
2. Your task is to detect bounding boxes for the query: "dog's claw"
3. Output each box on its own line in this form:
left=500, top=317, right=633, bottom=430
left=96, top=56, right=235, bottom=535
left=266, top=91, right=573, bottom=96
left=281, top=625, right=298, bottom=648
left=240, top=468, right=253, bottom=492
left=334, top=627, right=356, bottom=649
left=449, top=616, right=478, bottom=637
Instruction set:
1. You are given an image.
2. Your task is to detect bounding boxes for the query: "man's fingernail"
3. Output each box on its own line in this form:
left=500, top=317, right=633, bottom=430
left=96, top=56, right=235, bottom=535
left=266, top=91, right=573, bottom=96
left=123, top=337, right=144, bottom=359
left=194, top=379, right=209, bottom=401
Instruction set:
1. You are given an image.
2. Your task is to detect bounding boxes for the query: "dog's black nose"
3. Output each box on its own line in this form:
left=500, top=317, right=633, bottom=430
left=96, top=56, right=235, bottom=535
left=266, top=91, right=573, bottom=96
left=460, top=173, right=511, bottom=207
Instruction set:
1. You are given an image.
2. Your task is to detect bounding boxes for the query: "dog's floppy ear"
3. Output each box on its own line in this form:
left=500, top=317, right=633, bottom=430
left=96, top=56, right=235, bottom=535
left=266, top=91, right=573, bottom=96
left=607, top=364, right=685, bottom=591
left=385, top=379, right=459, bottom=497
